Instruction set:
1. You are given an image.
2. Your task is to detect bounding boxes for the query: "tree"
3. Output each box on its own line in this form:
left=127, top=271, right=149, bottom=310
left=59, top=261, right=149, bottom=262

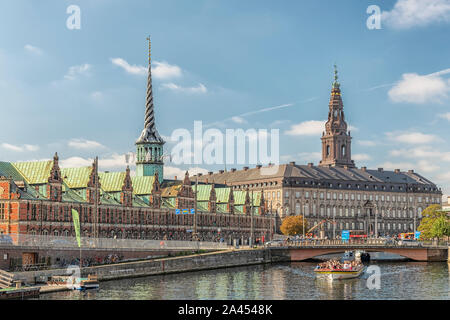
left=431, top=215, right=450, bottom=241
left=417, top=204, right=448, bottom=240
left=280, top=215, right=308, bottom=236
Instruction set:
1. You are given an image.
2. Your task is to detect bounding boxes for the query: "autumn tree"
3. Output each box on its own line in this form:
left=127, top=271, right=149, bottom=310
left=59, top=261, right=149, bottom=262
left=417, top=204, right=448, bottom=240
left=280, top=215, right=308, bottom=236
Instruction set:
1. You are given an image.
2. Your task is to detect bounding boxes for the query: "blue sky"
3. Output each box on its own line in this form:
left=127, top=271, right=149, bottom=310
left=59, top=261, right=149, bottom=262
left=0, top=0, right=450, bottom=198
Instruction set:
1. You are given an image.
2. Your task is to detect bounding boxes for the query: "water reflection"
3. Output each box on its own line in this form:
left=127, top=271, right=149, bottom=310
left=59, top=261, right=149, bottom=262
left=37, top=262, right=449, bottom=300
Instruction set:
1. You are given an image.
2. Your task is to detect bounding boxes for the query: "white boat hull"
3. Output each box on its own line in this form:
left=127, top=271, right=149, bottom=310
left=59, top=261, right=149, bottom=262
left=315, top=267, right=365, bottom=280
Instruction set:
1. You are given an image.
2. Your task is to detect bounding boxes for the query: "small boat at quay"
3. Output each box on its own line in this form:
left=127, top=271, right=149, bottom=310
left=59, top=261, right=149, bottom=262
left=71, top=275, right=99, bottom=291
left=314, top=257, right=365, bottom=280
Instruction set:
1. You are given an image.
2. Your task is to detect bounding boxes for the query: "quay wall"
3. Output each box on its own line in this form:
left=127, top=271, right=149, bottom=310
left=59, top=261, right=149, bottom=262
left=14, top=249, right=273, bottom=284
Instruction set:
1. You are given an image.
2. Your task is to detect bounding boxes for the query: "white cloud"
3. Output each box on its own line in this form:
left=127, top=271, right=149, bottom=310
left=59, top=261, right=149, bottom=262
left=59, top=153, right=130, bottom=170
left=59, top=157, right=93, bottom=168
left=152, top=61, right=182, bottom=79
left=438, top=112, right=450, bottom=121
left=1, top=143, right=39, bottom=152
left=111, top=58, right=182, bottom=79
left=381, top=0, right=450, bottom=29
left=390, top=146, right=450, bottom=161
left=285, top=120, right=325, bottom=136
left=388, top=69, right=450, bottom=103
left=164, top=166, right=208, bottom=180
left=386, top=131, right=440, bottom=144
left=358, top=140, right=377, bottom=147
left=68, top=139, right=105, bottom=150
left=161, top=83, right=207, bottom=94
left=64, top=64, right=91, bottom=81
left=24, top=44, right=43, bottom=55
left=231, top=116, right=246, bottom=124
left=111, top=58, right=147, bottom=76
left=353, top=153, right=371, bottom=161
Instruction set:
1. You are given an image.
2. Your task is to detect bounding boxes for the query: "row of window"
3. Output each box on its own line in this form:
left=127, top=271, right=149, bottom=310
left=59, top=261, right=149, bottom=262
left=283, top=191, right=439, bottom=204
left=290, top=205, right=423, bottom=218
left=318, top=221, right=415, bottom=231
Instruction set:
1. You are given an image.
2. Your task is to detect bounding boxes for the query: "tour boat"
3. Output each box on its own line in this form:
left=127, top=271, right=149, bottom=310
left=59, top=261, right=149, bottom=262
left=314, top=264, right=365, bottom=280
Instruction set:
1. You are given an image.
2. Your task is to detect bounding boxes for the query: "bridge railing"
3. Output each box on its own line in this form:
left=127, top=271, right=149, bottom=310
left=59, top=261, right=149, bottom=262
left=3, top=234, right=231, bottom=251
left=265, top=238, right=439, bottom=248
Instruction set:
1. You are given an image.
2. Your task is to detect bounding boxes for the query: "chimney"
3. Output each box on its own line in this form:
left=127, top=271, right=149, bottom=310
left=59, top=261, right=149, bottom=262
left=256, top=165, right=262, bottom=169
left=174, top=176, right=177, bottom=180
left=243, top=166, right=249, bottom=171
left=378, top=168, right=383, bottom=172
left=198, top=173, right=203, bottom=177
left=308, top=163, right=314, bottom=168
left=289, top=161, right=296, bottom=166
left=408, top=169, right=414, bottom=173
left=361, top=167, right=367, bottom=172
left=208, top=171, right=213, bottom=175
left=219, top=170, right=224, bottom=174
left=206, top=179, right=208, bottom=184
left=343, top=165, right=348, bottom=170
left=231, top=168, right=236, bottom=172
left=394, top=169, right=400, bottom=173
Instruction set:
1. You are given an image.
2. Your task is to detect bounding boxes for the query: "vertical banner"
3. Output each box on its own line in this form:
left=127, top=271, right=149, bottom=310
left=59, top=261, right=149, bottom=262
left=72, top=209, right=81, bottom=247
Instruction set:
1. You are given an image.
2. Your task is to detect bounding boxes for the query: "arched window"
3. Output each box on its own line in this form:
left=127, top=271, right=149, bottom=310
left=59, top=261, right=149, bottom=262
left=326, top=145, right=330, bottom=156
left=342, top=145, right=346, bottom=156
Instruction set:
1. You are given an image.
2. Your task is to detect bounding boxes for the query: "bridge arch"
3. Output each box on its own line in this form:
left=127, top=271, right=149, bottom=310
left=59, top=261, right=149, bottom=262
left=288, top=247, right=430, bottom=262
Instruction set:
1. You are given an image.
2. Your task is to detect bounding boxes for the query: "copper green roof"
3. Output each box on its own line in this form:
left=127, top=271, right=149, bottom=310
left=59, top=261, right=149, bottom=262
left=12, top=160, right=53, bottom=184
left=233, top=190, right=247, bottom=205
left=197, top=201, right=209, bottom=212
left=192, top=184, right=212, bottom=201
left=162, top=197, right=176, bottom=208
left=215, top=187, right=231, bottom=203
left=216, top=203, right=229, bottom=213
left=61, top=167, right=92, bottom=189
left=131, top=176, right=155, bottom=195
left=98, top=172, right=126, bottom=192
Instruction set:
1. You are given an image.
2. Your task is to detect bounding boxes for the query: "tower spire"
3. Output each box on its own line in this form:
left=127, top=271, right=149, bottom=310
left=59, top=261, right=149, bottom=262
left=135, top=36, right=165, bottom=183
left=136, top=36, right=164, bottom=144
left=319, top=65, right=354, bottom=168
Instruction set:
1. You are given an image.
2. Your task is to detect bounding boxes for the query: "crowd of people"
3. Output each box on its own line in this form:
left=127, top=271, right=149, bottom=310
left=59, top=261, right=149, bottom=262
left=316, top=259, right=362, bottom=271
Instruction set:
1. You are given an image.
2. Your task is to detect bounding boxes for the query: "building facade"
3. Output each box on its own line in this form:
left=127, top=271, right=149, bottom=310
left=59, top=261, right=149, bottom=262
left=196, top=68, right=443, bottom=238
left=0, top=39, right=273, bottom=245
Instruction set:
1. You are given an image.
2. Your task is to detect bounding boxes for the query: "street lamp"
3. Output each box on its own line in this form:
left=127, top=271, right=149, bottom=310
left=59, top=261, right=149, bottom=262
left=374, top=205, right=378, bottom=239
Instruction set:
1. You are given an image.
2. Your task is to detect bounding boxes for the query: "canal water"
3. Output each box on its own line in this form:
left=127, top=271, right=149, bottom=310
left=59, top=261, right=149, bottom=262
left=37, top=261, right=449, bottom=300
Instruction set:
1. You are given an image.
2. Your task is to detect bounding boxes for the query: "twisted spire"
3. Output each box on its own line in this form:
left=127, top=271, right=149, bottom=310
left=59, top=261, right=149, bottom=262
left=136, top=36, right=164, bottom=144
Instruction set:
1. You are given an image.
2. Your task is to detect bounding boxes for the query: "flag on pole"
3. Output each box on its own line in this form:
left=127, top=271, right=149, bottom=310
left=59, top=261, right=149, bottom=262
left=72, top=209, right=81, bottom=247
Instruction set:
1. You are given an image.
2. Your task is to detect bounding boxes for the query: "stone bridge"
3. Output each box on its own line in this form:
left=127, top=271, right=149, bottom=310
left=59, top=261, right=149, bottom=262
left=268, top=242, right=449, bottom=262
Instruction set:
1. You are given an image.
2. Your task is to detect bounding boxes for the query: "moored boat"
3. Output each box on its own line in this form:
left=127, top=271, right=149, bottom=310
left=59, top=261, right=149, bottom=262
left=71, top=274, right=99, bottom=290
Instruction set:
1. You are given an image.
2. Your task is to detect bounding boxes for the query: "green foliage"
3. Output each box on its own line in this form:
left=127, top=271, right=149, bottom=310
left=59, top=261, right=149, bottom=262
left=431, top=216, right=450, bottom=239
left=418, top=204, right=449, bottom=240
left=280, top=215, right=308, bottom=236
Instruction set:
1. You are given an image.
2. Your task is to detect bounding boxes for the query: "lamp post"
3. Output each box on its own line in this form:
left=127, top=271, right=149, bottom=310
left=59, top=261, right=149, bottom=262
left=193, top=175, right=198, bottom=241
left=250, top=189, right=254, bottom=247
left=332, top=207, right=336, bottom=239
left=303, top=201, right=308, bottom=238
left=374, top=205, right=378, bottom=239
